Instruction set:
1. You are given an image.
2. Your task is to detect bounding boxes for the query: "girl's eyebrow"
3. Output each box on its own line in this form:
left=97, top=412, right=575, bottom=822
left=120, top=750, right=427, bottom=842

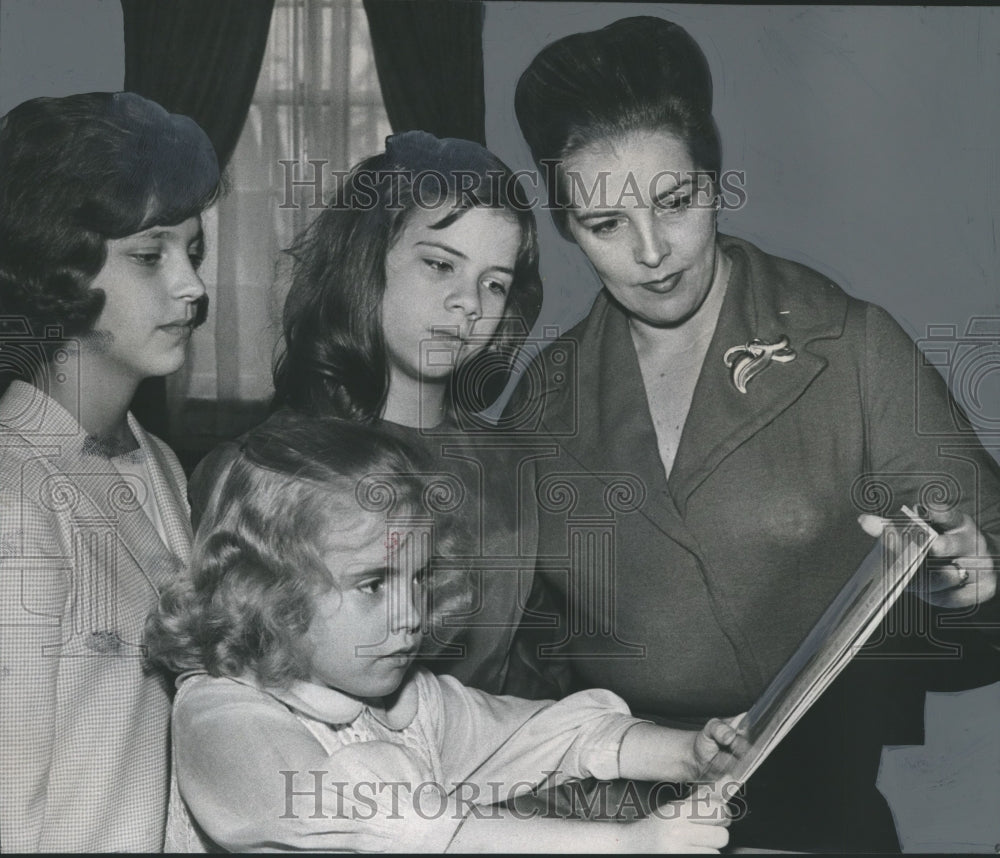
left=131, top=224, right=205, bottom=242
left=415, top=240, right=514, bottom=275
left=415, top=239, right=466, bottom=259
left=341, top=566, right=389, bottom=584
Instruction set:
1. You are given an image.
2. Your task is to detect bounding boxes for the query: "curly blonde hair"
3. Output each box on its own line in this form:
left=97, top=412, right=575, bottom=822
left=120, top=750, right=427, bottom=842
left=145, top=410, right=469, bottom=687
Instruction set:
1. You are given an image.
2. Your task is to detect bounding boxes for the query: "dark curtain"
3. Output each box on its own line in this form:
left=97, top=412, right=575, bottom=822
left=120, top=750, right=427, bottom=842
left=120, top=0, right=274, bottom=443
left=363, top=0, right=486, bottom=145
left=122, top=0, right=274, bottom=167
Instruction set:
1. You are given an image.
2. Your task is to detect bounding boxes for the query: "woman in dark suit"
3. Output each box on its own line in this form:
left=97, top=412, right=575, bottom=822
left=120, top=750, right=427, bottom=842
left=503, top=15, right=1000, bottom=852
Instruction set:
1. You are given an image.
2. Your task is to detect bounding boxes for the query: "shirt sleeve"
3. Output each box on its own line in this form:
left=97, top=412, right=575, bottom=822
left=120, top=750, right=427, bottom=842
left=172, top=676, right=466, bottom=853
left=0, top=491, right=70, bottom=852
left=863, top=304, right=1000, bottom=586
left=428, top=672, right=644, bottom=795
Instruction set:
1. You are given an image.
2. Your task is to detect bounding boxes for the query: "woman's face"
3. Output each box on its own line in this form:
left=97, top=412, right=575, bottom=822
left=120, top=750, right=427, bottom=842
left=562, top=129, right=718, bottom=329
left=381, top=205, right=521, bottom=386
left=86, top=215, right=206, bottom=382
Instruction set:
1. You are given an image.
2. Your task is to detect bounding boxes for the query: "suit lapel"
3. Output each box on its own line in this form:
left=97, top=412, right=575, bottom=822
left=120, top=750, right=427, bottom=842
left=558, top=296, right=694, bottom=545
left=33, top=416, right=190, bottom=596
left=128, top=415, right=192, bottom=565
left=594, top=303, right=671, bottom=493
left=547, top=236, right=847, bottom=534
left=668, top=236, right=845, bottom=514
left=1, top=385, right=188, bottom=655
left=53, top=443, right=184, bottom=596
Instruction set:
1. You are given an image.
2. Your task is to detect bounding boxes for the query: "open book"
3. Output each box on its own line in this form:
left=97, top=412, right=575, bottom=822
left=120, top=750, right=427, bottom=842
left=702, top=505, right=938, bottom=786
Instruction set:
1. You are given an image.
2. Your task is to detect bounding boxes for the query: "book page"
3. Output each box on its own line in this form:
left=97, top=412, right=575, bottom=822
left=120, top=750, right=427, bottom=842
left=702, top=506, right=938, bottom=786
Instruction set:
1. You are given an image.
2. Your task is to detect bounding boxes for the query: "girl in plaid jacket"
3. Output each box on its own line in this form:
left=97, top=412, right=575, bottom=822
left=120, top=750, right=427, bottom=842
left=0, top=92, right=219, bottom=852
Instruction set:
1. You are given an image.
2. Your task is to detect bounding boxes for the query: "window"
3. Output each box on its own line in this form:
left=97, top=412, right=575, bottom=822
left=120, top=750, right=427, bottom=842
left=170, top=0, right=390, bottom=461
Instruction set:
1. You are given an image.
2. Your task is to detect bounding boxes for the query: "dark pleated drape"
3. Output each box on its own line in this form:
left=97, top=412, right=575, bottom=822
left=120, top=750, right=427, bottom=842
left=121, top=0, right=275, bottom=168
left=120, top=0, right=274, bottom=443
left=363, top=0, right=486, bottom=145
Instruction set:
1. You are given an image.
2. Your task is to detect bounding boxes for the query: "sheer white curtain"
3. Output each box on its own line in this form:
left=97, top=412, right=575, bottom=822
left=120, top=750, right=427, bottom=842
left=169, top=0, right=390, bottom=457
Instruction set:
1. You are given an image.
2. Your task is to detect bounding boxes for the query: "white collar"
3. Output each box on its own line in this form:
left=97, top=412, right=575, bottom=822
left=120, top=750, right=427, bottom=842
left=179, top=668, right=421, bottom=730
left=0, top=380, right=151, bottom=458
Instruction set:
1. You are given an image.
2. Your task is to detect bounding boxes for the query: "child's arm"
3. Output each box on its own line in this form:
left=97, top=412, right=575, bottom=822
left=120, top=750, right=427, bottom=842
left=429, top=674, right=743, bottom=852
left=434, top=672, right=746, bottom=791
left=619, top=715, right=748, bottom=783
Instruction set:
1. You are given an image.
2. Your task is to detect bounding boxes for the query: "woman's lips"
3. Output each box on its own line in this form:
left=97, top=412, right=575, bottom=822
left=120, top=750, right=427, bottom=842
left=377, top=649, right=417, bottom=668
left=637, top=272, right=681, bottom=294
left=158, top=321, right=195, bottom=337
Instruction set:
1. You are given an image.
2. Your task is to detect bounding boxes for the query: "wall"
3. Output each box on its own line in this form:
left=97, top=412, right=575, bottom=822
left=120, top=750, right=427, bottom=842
left=0, top=0, right=123, bottom=115
left=484, top=4, right=1000, bottom=436
left=484, top=3, right=1000, bottom=335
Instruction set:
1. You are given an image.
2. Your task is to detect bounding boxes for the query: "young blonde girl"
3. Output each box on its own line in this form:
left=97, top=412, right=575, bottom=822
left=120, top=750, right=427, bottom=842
left=149, top=410, right=743, bottom=853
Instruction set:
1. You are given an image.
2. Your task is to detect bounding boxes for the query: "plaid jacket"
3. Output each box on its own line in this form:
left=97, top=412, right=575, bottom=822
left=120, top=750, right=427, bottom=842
left=0, top=381, right=192, bottom=852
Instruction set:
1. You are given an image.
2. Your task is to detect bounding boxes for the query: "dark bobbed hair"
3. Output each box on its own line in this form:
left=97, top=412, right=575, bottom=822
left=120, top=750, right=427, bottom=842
left=515, top=16, right=722, bottom=238
left=0, top=91, right=220, bottom=339
left=272, top=131, right=543, bottom=422
left=145, top=410, right=467, bottom=687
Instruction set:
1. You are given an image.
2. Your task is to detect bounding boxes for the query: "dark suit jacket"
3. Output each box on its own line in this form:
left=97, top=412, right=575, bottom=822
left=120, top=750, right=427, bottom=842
left=503, top=233, right=1000, bottom=850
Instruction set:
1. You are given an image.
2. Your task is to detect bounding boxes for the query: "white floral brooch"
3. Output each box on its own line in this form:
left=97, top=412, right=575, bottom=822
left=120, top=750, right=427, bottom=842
left=723, top=336, right=797, bottom=394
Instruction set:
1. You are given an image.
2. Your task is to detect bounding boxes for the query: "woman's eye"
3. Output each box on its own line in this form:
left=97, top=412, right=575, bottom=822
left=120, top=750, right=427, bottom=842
left=129, top=252, right=162, bottom=266
left=483, top=278, right=509, bottom=297
left=358, top=578, right=384, bottom=595
left=424, top=258, right=454, bottom=273
left=588, top=218, right=622, bottom=236
left=188, top=243, right=206, bottom=269
left=655, top=194, right=692, bottom=214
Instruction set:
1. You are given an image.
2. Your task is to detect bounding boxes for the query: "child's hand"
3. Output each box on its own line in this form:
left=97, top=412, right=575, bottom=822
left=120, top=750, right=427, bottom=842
left=617, top=716, right=749, bottom=785
left=693, top=713, right=748, bottom=781
left=629, top=790, right=731, bottom=853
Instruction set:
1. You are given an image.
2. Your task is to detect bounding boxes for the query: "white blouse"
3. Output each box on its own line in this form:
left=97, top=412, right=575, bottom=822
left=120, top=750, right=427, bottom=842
left=167, top=667, right=643, bottom=852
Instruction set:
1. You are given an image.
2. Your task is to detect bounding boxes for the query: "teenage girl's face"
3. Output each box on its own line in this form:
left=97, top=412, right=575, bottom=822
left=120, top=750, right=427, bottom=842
left=85, top=215, right=206, bottom=383
left=304, top=509, right=425, bottom=700
left=562, top=129, right=718, bottom=330
left=381, top=205, right=521, bottom=386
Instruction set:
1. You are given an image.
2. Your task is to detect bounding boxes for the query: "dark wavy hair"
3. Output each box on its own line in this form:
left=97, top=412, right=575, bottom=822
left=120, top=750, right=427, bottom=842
left=515, top=16, right=722, bottom=238
left=145, top=410, right=467, bottom=687
left=0, top=91, right=220, bottom=341
left=272, top=131, right=543, bottom=422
